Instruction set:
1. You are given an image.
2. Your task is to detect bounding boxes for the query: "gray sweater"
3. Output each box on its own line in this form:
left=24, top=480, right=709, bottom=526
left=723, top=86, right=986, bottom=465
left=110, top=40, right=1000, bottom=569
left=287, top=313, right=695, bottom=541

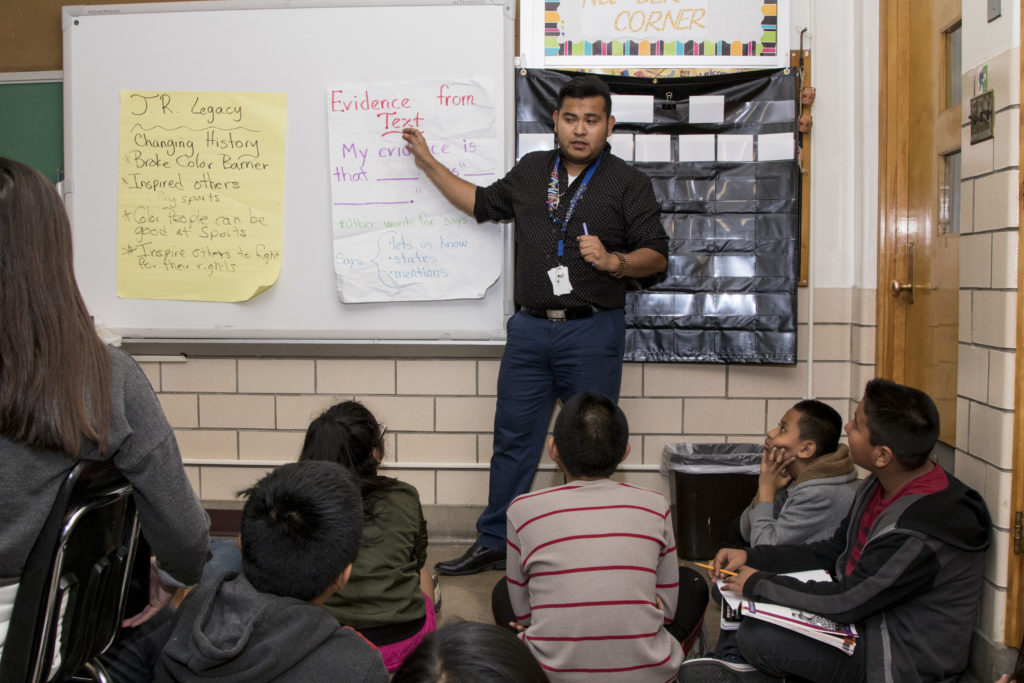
left=1, top=345, right=209, bottom=585
left=740, top=445, right=859, bottom=547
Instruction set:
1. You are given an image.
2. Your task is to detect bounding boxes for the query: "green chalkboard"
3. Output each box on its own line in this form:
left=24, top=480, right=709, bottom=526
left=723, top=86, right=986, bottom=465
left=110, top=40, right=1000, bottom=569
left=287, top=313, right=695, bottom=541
left=0, top=81, right=63, bottom=183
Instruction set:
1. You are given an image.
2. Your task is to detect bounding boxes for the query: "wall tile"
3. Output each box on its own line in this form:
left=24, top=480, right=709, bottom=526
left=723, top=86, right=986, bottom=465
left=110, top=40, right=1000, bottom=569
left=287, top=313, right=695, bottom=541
left=959, top=233, right=993, bottom=288
left=990, top=231, right=1019, bottom=289
left=276, top=395, right=341, bottom=430
left=644, top=364, right=727, bottom=397
left=238, top=359, right=314, bottom=394
left=957, top=399, right=970, bottom=452
left=993, top=108, right=1020, bottom=170
left=185, top=466, right=201, bottom=498
left=317, top=359, right=395, bottom=394
left=137, top=362, right=161, bottom=390
left=957, top=344, right=989, bottom=402
left=391, top=469, right=436, bottom=505
left=619, top=398, right=683, bottom=434
left=158, top=393, right=198, bottom=429
left=728, top=364, right=807, bottom=398
left=973, top=170, right=1019, bottom=232
left=811, top=362, right=853, bottom=401
left=852, top=288, right=877, bottom=326
left=175, top=429, right=237, bottom=460
left=986, top=528, right=1010, bottom=587
left=986, top=48, right=1021, bottom=111
left=967, top=403, right=1015, bottom=469
left=811, top=288, right=853, bottom=323
left=478, top=360, right=500, bottom=396
left=620, top=363, right=643, bottom=397
left=163, top=358, right=236, bottom=393
left=478, top=433, right=494, bottom=463
left=959, top=291, right=972, bottom=343
left=684, top=398, right=764, bottom=435
left=436, top=470, right=490, bottom=505
left=960, top=179, right=974, bottom=234
left=397, top=360, right=476, bottom=395
left=972, top=290, right=1017, bottom=348
left=644, top=434, right=686, bottom=465
left=850, top=364, right=876, bottom=399
left=531, top=467, right=565, bottom=492
left=811, top=324, right=852, bottom=361
left=955, top=449, right=988, bottom=497
left=986, top=467, right=1014, bottom=531
left=610, top=470, right=671, bottom=498
left=988, top=350, right=1016, bottom=410
left=200, top=395, right=275, bottom=429
left=201, top=466, right=272, bottom=501
left=397, top=433, right=478, bottom=463
left=797, top=287, right=809, bottom=320
left=238, top=430, right=305, bottom=461
left=436, top=397, right=497, bottom=432
left=851, top=325, right=875, bottom=365
left=361, top=396, right=436, bottom=431
left=962, top=129, right=993, bottom=178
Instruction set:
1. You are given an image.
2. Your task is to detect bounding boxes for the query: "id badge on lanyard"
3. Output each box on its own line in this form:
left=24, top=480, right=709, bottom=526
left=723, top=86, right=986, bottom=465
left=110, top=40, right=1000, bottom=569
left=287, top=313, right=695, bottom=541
left=546, top=155, right=602, bottom=295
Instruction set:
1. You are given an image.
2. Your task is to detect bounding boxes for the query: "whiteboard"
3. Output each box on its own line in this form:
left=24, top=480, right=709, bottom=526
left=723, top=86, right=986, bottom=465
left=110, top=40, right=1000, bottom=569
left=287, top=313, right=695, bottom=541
left=62, top=0, right=515, bottom=342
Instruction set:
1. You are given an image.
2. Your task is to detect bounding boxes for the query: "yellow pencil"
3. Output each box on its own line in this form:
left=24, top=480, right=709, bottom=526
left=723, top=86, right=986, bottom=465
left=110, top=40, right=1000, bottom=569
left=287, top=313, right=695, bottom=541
left=695, top=562, right=738, bottom=577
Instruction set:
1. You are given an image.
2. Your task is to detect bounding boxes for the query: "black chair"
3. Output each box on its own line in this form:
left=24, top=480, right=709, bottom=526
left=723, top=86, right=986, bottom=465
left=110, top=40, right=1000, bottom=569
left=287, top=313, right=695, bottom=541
left=0, top=459, right=142, bottom=683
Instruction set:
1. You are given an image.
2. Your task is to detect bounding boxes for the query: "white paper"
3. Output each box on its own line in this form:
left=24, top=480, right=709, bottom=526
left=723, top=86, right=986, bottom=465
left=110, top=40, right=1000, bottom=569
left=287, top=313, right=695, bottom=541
left=327, top=79, right=502, bottom=303
left=518, top=133, right=555, bottom=159
left=634, top=134, right=672, bottom=162
left=609, top=133, right=635, bottom=161
left=718, top=134, right=754, bottom=162
left=758, top=132, right=796, bottom=161
left=689, top=95, right=725, bottom=123
left=611, top=94, right=654, bottom=123
left=678, top=134, right=716, bottom=162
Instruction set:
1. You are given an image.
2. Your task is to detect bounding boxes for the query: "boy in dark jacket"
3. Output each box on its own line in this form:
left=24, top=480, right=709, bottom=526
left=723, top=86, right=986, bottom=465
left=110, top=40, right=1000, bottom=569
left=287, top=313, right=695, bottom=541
left=684, top=379, right=990, bottom=683
left=155, top=461, right=388, bottom=682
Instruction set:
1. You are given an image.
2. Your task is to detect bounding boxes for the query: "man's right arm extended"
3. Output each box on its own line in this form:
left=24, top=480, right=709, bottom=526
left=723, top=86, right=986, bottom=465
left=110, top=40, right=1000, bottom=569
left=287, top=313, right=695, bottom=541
left=401, top=127, right=477, bottom=215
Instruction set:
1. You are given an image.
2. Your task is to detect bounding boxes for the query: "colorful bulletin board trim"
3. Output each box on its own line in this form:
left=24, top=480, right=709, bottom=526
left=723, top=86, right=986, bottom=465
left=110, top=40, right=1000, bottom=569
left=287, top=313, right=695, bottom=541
left=534, top=0, right=786, bottom=68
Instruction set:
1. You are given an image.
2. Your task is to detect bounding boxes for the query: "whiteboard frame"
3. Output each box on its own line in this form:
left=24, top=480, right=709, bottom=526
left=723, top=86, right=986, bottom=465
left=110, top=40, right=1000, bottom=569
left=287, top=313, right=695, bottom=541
left=62, top=0, right=516, bottom=347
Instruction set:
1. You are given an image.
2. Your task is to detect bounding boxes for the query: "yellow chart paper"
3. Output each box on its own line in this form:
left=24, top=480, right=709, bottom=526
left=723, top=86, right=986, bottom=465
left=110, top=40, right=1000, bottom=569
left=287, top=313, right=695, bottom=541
left=116, top=91, right=286, bottom=301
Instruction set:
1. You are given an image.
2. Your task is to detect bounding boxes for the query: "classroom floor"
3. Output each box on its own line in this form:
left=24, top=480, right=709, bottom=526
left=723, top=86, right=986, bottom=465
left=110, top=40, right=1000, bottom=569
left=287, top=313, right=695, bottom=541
left=426, top=542, right=721, bottom=653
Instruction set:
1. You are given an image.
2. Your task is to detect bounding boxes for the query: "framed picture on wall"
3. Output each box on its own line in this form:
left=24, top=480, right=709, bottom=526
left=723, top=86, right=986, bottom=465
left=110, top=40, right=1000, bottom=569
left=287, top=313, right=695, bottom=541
left=519, top=0, right=790, bottom=69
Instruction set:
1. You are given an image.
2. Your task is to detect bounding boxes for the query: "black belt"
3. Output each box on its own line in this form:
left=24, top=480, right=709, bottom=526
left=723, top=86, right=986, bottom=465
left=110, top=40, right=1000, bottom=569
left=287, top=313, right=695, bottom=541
left=524, top=305, right=600, bottom=322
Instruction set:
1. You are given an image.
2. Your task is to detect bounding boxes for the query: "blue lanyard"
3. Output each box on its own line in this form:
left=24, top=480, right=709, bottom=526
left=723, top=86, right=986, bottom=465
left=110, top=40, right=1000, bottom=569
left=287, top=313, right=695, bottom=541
left=548, top=154, right=602, bottom=259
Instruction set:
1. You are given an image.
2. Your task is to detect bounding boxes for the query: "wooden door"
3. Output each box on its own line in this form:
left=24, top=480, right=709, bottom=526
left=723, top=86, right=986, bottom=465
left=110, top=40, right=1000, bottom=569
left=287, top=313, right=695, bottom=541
left=877, top=0, right=960, bottom=446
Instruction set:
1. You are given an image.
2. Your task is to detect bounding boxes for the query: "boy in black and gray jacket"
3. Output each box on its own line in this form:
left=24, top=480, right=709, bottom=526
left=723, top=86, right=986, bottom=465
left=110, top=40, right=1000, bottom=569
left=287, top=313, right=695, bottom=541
left=685, top=379, right=990, bottom=683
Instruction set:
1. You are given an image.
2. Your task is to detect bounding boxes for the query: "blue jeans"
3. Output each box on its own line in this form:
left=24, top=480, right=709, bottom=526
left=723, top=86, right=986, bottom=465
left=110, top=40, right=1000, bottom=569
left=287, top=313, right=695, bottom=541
left=475, top=309, right=625, bottom=551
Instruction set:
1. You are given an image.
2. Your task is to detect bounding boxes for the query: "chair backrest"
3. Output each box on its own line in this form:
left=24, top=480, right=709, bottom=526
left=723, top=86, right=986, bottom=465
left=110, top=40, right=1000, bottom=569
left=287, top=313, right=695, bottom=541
left=0, top=459, right=141, bottom=683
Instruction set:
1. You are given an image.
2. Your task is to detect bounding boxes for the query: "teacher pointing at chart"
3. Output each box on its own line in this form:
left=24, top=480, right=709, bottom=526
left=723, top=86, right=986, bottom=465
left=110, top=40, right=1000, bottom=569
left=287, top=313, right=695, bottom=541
left=402, top=75, right=668, bottom=575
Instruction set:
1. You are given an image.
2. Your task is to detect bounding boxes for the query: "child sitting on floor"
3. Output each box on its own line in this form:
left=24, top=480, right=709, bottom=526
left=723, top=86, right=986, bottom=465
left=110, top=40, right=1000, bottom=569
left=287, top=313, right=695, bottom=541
left=739, top=399, right=858, bottom=547
left=299, top=400, right=435, bottom=672
left=155, top=461, right=387, bottom=682
left=492, top=392, right=708, bottom=682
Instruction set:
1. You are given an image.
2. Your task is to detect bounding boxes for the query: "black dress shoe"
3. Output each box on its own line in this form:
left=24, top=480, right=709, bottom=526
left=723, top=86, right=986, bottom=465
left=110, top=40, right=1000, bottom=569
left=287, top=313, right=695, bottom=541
left=435, top=542, right=506, bottom=576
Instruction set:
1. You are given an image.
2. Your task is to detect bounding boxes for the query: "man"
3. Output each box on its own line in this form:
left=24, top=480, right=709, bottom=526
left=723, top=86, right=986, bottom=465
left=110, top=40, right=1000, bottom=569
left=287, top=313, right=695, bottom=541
left=402, top=75, right=668, bottom=575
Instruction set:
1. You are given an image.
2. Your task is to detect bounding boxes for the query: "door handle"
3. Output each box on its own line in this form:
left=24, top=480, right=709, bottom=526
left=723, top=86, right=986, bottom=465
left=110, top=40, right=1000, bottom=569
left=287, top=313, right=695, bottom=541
left=890, top=242, right=915, bottom=304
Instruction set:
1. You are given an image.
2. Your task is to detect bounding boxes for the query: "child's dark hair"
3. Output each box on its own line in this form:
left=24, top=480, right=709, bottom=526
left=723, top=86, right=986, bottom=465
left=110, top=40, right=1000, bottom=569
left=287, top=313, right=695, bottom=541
left=391, top=621, right=550, bottom=683
left=239, top=461, right=362, bottom=601
left=792, top=399, right=842, bottom=457
left=557, top=74, right=612, bottom=117
left=862, top=378, right=940, bottom=469
left=552, top=392, right=628, bottom=479
left=299, top=400, right=396, bottom=527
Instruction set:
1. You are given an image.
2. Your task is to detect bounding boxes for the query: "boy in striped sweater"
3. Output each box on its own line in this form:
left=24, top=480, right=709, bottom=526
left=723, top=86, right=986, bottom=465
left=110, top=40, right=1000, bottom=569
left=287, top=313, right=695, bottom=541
left=492, top=392, right=707, bottom=683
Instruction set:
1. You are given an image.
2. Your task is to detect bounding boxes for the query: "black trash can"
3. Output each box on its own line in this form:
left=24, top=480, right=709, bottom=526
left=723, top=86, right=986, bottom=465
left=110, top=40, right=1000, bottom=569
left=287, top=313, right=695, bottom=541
left=661, top=443, right=761, bottom=561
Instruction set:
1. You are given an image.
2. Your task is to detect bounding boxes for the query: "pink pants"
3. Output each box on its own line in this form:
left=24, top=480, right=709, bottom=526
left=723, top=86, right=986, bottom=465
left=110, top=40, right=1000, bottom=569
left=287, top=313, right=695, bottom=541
left=377, top=592, right=437, bottom=673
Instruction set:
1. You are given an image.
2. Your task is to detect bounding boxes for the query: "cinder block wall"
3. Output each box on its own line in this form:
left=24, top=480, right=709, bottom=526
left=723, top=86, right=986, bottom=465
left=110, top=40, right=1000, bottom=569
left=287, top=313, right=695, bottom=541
left=142, top=285, right=875, bottom=540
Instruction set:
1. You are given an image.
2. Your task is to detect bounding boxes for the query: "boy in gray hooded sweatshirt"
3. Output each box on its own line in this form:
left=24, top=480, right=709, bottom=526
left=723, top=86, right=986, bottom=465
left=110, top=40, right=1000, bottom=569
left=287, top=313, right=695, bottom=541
left=155, top=461, right=387, bottom=682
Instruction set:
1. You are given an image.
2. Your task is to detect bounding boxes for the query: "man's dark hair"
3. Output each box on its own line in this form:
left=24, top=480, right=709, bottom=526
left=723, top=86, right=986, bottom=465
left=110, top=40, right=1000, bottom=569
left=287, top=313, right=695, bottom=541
left=552, top=392, right=628, bottom=478
left=792, top=399, right=843, bottom=457
left=391, top=621, right=550, bottom=683
left=557, top=74, right=612, bottom=117
left=862, top=378, right=940, bottom=469
left=239, top=461, right=362, bottom=601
